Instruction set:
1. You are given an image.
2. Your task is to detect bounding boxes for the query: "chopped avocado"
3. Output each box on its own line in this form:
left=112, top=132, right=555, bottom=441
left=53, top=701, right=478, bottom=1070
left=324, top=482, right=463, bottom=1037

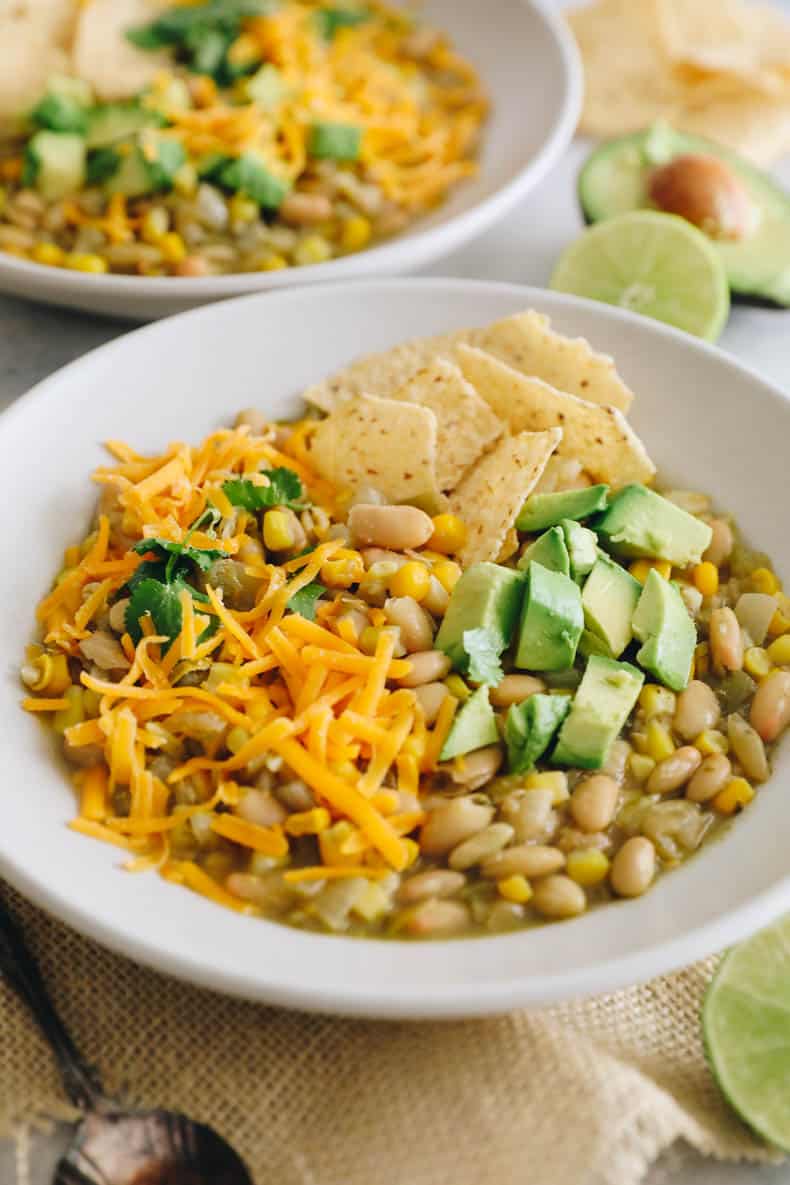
left=595, top=484, right=712, bottom=567
left=435, top=562, right=524, bottom=672
left=48, top=75, right=94, bottom=108
left=22, top=132, right=86, bottom=201
left=515, top=561, right=584, bottom=672
left=86, top=148, right=122, bottom=185
left=582, top=555, right=642, bottom=659
left=561, top=519, right=599, bottom=581
left=86, top=103, right=163, bottom=149
left=103, top=138, right=185, bottom=197
left=309, top=121, right=363, bottom=162
left=632, top=569, right=696, bottom=691
left=578, top=628, right=615, bottom=660
left=218, top=152, right=290, bottom=208
left=440, top=685, right=499, bottom=761
left=553, top=655, right=644, bottom=769
left=516, top=485, right=609, bottom=532
left=143, top=137, right=187, bottom=190
left=244, top=64, right=287, bottom=109
left=517, top=526, right=570, bottom=576
left=31, top=93, right=88, bottom=135
left=578, top=123, right=790, bottom=308
left=505, top=693, right=570, bottom=774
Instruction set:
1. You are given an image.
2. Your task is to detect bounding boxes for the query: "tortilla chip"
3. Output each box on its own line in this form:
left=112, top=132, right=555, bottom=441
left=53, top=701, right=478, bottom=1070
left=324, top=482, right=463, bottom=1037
left=449, top=429, right=562, bottom=567
left=306, top=394, right=442, bottom=511
left=456, top=345, right=655, bottom=489
left=392, top=359, right=503, bottom=491
left=305, top=310, right=634, bottom=414
left=676, top=96, right=790, bottom=165
left=532, top=456, right=592, bottom=496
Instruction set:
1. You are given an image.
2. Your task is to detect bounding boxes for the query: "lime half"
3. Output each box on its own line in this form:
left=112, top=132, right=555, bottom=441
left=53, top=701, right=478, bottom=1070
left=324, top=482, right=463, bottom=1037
left=704, top=913, right=790, bottom=1150
left=550, top=210, right=730, bottom=342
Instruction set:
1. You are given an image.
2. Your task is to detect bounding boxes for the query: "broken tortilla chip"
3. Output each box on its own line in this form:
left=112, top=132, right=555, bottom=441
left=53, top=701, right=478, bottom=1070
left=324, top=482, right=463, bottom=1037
left=306, top=394, right=442, bottom=511
left=392, top=358, right=503, bottom=491
left=449, top=429, right=562, bottom=567
left=456, top=345, right=655, bottom=489
left=304, top=310, right=634, bottom=414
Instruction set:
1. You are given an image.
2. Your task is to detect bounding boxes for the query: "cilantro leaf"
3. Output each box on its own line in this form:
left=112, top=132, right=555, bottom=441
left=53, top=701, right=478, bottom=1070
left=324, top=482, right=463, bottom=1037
left=223, top=467, right=306, bottom=511
left=286, top=581, right=327, bottom=622
left=462, top=627, right=504, bottom=687
left=131, top=537, right=225, bottom=574
left=125, top=578, right=185, bottom=645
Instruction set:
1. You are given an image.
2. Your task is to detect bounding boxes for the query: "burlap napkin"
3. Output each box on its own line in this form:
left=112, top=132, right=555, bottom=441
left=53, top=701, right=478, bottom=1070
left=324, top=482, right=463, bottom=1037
left=0, top=884, right=781, bottom=1185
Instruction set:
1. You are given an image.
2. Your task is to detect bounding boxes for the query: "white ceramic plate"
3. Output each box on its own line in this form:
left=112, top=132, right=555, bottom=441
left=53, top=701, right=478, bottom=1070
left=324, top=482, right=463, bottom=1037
left=0, top=0, right=580, bottom=321
left=3, top=279, right=790, bottom=1018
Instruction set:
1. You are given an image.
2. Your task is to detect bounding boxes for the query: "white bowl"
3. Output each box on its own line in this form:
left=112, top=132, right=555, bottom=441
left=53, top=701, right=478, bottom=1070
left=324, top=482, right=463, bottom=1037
left=3, top=278, right=789, bottom=1018
left=0, top=0, right=580, bottom=321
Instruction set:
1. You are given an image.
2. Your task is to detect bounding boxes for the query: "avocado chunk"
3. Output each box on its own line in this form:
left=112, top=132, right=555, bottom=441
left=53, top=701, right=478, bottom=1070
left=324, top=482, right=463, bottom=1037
left=505, top=693, right=570, bottom=774
left=579, top=123, right=790, bottom=308
left=22, top=132, right=86, bottom=201
left=578, top=628, right=616, bottom=660
left=104, top=138, right=185, bottom=197
left=244, top=64, right=287, bottom=109
left=561, top=519, right=599, bottom=581
left=440, top=685, right=499, bottom=761
left=515, top=561, right=584, bottom=672
left=595, top=484, right=712, bottom=567
left=86, top=103, right=163, bottom=149
left=582, top=555, right=642, bottom=658
left=516, top=485, right=609, bottom=532
left=435, top=562, right=524, bottom=674
left=632, top=569, right=696, bottom=691
left=218, top=152, right=290, bottom=209
left=309, top=121, right=362, bottom=161
left=31, top=93, right=88, bottom=135
left=553, top=655, right=644, bottom=769
left=517, top=526, right=570, bottom=576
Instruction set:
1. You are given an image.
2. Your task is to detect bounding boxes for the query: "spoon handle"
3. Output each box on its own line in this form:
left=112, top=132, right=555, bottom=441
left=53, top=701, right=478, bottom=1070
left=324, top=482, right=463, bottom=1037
left=0, top=892, right=104, bottom=1110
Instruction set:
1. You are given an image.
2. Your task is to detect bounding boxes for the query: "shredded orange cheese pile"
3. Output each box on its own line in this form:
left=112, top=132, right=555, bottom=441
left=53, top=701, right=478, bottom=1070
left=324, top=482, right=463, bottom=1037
left=25, top=421, right=460, bottom=912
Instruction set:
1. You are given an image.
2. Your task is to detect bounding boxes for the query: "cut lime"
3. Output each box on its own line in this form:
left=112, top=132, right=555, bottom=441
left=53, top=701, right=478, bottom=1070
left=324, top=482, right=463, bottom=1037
left=550, top=210, right=730, bottom=342
left=703, top=913, right=790, bottom=1150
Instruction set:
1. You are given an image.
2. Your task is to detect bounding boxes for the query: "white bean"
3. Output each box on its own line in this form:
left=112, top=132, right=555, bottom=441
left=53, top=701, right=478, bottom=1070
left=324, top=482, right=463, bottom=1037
left=647, top=746, right=702, bottom=795
left=447, top=745, right=503, bottom=790
left=674, top=680, right=720, bottom=740
left=570, top=775, right=619, bottom=832
left=686, top=753, right=732, bottom=802
left=397, top=650, right=451, bottom=687
left=402, top=899, right=470, bottom=936
left=499, top=788, right=555, bottom=842
left=397, top=869, right=465, bottom=904
left=420, top=797, right=494, bottom=855
left=489, top=674, right=546, bottom=708
left=727, top=714, right=769, bottom=781
left=448, top=823, right=514, bottom=871
left=481, top=844, right=565, bottom=879
left=610, top=837, right=656, bottom=897
left=703, top=519, right=734, bottom=568
left=384, top=597, right=434, bottom=652
left=709, top=607, right=744, bottom=672
left=237, top=788, right=287, bottom=828
left=348, top=504, right=433, bottom=550
left=750, top=670, right=790, bottom=744
left=413, top=682, right=448, bottom=726
left=532, top=875, right=586, bottom=920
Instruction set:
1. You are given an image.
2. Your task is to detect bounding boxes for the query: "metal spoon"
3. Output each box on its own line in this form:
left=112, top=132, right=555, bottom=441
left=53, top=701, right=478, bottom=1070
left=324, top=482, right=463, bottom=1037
left=0, top=894, right=253, bottom=1185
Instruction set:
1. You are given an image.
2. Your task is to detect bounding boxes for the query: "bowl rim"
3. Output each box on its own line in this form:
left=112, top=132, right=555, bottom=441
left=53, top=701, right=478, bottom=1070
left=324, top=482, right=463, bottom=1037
left=0, top=0, right=582, bottom=307
left=4, top=276, right=790, bottom=1019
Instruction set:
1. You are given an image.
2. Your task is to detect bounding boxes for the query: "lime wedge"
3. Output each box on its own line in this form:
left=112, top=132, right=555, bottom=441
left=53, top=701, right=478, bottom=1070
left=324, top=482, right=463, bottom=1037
left=550, top=211, right=730, bottom=342
left=703, top=913, right=790, bottom=1150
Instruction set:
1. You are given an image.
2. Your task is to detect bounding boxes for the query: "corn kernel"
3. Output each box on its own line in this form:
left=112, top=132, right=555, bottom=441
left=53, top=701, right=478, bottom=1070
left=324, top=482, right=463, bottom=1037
left=159, top=231, right=187, bottom=263
left=173, top=161, right=198, bottom=196
left=639, top=684, right=677, bottom=718
left=694, top=729, right=729, bottom=757
left=767, top=635, right=790, bottom=666
left=566, top=848, right=610, bottom=887
left=497, top=874, right=533, bottom=904
left=768, top=609, right=790, bottom=638
left=65, top=253, right=108, bottom=274
left=294, top=234, right=332, bottom=266
left=525, top=770, right=569, bottom=804
left=401, top=837, right=420, bottom=867
left=359, top=625, right=381, bottom=655
left=141, top=206, right=169, bottom=243
left=627, top=752, right=655, bottom=782
left=82, top=689, right=102, bottom=718
left=433, top=559, right=462, bottom=593
left=259, top=253, right=288, bottom=271
left=389, top=561, right=431, bottom=602
left=429, top=514, right=468, bottom=555
left=229, top=193, right=259, bottom=226
left=30, top=241, right=65, bottom=267
left=285, top=807, right=331, bottom=836
left=22, top=652, right=71, bottom=694
left=227, top=31, right=260, bottom=66
left=321, top=550, right=364, bottom=589
left=645, top=720, right=675, bottom=762
left=320, top=821, right=364, bottom=866
left=692, top=561, right=719, bottom=597
left=226, top=727, right=250, bottom=754
left=629, top=559, right=672, bottom=583
left=52, top=686, right=84, bottom=734
left=694, top=641, right=710, bottom=677
left=341, top=214, right=372, bottom=252
left=444, top=673, right=471, bottom=701
left=712, top=777, right=755, bottom=815
left=744, top=646, right=773, bottom=681
left=751, top=567, right=780, bottom=596
left=263, top=509, right=295, bottom=551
